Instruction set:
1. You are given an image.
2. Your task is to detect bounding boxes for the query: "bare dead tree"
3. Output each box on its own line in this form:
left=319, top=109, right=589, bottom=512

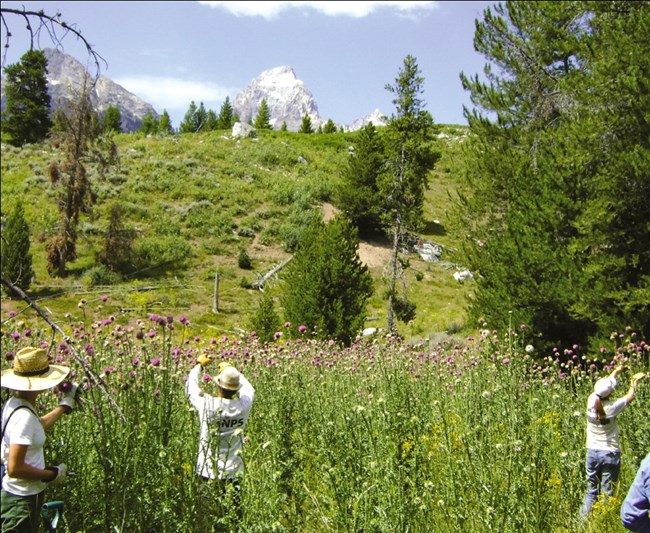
left=1, top=7, right=106, bottom=79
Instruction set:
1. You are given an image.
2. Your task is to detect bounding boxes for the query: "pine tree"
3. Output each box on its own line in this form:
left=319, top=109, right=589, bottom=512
left=299, top=115, right=314, bottom=134
left=322, top=119, right=337, bottom=134
left=47, top=77, right=116, bottom=277
left=139, top=111, right=159, bottom=135
left=159, top=111, right=173, bottom=135
left=195, top=102, right=207, bottom=132
left=254, top=98, right=272, bottom=130
left=103, top=105, right=122, bottom=133
left=97, top=203, right=135, bottom=273
left=455, top=1, right=650, bottom=350
left=381, top=55, right=439, bottom=332
left=179, top=101, right=198, bottom=133
left=249, top=293, right=281, bottom=344
left=217, top=97, right=234, bottom=129
left=1, top=201, right=34, bottom=295
left=338, top=122, right=385, bottom=237
left=2, top=49, right=52, bottom=146
left=281, top=215, right=373, bottom=346
left=205, top=109, right=218, bottom=131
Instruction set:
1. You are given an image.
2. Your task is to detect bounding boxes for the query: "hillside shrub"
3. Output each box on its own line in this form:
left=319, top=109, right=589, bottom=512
left=134, top=236, right=192, bottom=272
left=1, top=201, right=34, bottom=295
left=238, top=248, right=253, bottom=270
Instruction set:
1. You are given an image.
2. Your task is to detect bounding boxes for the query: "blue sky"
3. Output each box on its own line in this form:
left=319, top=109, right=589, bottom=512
left=1, top=1, right=495, bottom=128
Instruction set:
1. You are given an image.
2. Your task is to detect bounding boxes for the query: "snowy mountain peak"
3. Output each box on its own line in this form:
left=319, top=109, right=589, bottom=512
left=233, top=66, right=322, bottom=132
left=346, top=108, right=388, bottom=132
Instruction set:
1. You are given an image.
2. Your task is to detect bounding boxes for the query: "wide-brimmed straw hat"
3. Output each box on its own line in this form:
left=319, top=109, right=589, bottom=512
left=594, top=376, right=617, bottom=398
left=1, top=347, right=70, bottom=392
left=217, top=366, right=242, bottom=391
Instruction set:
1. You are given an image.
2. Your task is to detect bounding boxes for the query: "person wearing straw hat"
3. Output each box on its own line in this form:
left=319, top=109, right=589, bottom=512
left=621, top=451, right=650, bottom=532
left=186, top=354, right=255, bottom=528
left=579, top=365, right=646, bottom=518
left=1, top=346, right=79, bottom=532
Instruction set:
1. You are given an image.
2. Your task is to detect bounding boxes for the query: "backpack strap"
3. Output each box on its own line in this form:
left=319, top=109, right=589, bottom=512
left=2, top=404, right=38, bottom=441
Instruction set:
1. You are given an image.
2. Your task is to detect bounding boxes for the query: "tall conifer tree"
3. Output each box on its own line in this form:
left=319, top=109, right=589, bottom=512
left=281, top=215, right=373, bottom=346
left=1, top=201, right=34, bottom=294
left=456, top=1, right=650, bottom=348
left=254, top=98, right=272, bottom=130
left=2, top=49, right=52, bottom=146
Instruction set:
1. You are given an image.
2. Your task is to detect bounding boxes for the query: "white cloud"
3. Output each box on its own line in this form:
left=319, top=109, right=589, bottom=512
left=113, top=75, right=235, bottom=113
left=198, top=1, right=438, bottom=20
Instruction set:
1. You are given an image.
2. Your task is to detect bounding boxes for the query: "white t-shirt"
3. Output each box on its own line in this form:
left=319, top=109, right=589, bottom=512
left=585, top=392, right=629, bottom=451
left=186, top=365, right=255, bottom=480
left=1, top=397, right=47, bottom=496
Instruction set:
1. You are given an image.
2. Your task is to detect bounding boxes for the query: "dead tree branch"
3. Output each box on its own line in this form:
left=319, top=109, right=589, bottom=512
left=1, top=276, right=126, bottom=424
left=1, top=7, right=106, bottom=79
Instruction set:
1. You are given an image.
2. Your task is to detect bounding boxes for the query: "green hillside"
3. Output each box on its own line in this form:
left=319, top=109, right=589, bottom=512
left=0, top=126, right=472, bottom=341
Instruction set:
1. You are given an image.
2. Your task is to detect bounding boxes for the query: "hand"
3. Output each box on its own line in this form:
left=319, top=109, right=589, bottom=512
left=59, top=383, right=79, bottom=413
left=615, top=365, right=629, bottom=373
left=46, top=463, right=68, bottom=485
left=631, top=372, right=646, bottom=386
left=197, top=353, right=214, bottom=368
left=218, top=362, right=233, bottom=373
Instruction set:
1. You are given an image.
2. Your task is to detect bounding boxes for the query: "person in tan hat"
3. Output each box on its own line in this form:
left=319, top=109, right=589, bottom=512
left=185, top=353, right=255, bottom=530
left=579, top=364, right=646, bottom=519
left=1, top=347, right=79, bottom=532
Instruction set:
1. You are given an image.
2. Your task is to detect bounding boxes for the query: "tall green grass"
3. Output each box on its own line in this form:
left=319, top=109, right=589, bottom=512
left=2, top=309, right=647, bottom=532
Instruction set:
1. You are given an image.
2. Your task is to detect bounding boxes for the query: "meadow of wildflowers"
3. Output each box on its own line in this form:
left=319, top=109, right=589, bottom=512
left=1, top=301, right=648, bottom=532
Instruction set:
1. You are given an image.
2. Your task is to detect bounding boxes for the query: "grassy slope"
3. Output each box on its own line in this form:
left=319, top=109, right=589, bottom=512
left=0, top=126, right=473, bottom=341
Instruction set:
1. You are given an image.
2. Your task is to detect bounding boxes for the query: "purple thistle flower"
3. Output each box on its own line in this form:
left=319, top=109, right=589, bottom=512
left=101, top=295, right=108, bottom=302
left=151, top=357, right=161, bottom=367
left=298, top=325, right=307, bottom=333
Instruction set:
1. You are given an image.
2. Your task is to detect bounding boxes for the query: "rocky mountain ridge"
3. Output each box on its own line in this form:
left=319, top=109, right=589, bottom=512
left=0, top=48, right=158, bottom=132
left=1, top=49, right=384, bottom=133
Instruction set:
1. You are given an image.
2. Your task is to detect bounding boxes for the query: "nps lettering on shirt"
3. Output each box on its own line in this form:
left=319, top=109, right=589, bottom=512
left=221, top=417, right=245, bottom=430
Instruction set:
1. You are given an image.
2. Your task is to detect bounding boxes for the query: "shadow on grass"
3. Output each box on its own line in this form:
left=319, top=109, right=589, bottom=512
left=421, top=219, right=446, bottom=237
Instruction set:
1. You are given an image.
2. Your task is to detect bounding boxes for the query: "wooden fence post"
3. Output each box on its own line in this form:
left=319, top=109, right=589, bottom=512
left=213, top=272, right=219, bottom=313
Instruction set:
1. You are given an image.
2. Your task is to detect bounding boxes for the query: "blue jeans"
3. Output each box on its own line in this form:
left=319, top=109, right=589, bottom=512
left=580, top=448, right=621, bottom=517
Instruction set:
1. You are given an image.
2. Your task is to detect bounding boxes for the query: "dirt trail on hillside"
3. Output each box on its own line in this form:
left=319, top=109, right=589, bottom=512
left=322, top=203, right=391, bottom=269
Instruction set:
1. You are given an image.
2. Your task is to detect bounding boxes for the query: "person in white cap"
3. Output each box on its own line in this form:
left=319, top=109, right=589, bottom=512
left=579, top=364, right=646, bottom=518
left=621, top=452, right=650, bottom=532
left=1, top=347, right=78, bottom=532
left=186, top=352, right=255, bottom=529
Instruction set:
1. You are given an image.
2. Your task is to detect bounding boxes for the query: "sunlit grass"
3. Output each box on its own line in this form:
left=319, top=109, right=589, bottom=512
left=2, top=307, right=647, bottom=532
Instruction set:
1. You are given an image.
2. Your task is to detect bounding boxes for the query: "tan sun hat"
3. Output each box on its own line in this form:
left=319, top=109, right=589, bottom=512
left=217, top=366, right=242, bottom=391
left=1, top=347, right=70, bottom=392
left=594, top=376, right=617, bottom=398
